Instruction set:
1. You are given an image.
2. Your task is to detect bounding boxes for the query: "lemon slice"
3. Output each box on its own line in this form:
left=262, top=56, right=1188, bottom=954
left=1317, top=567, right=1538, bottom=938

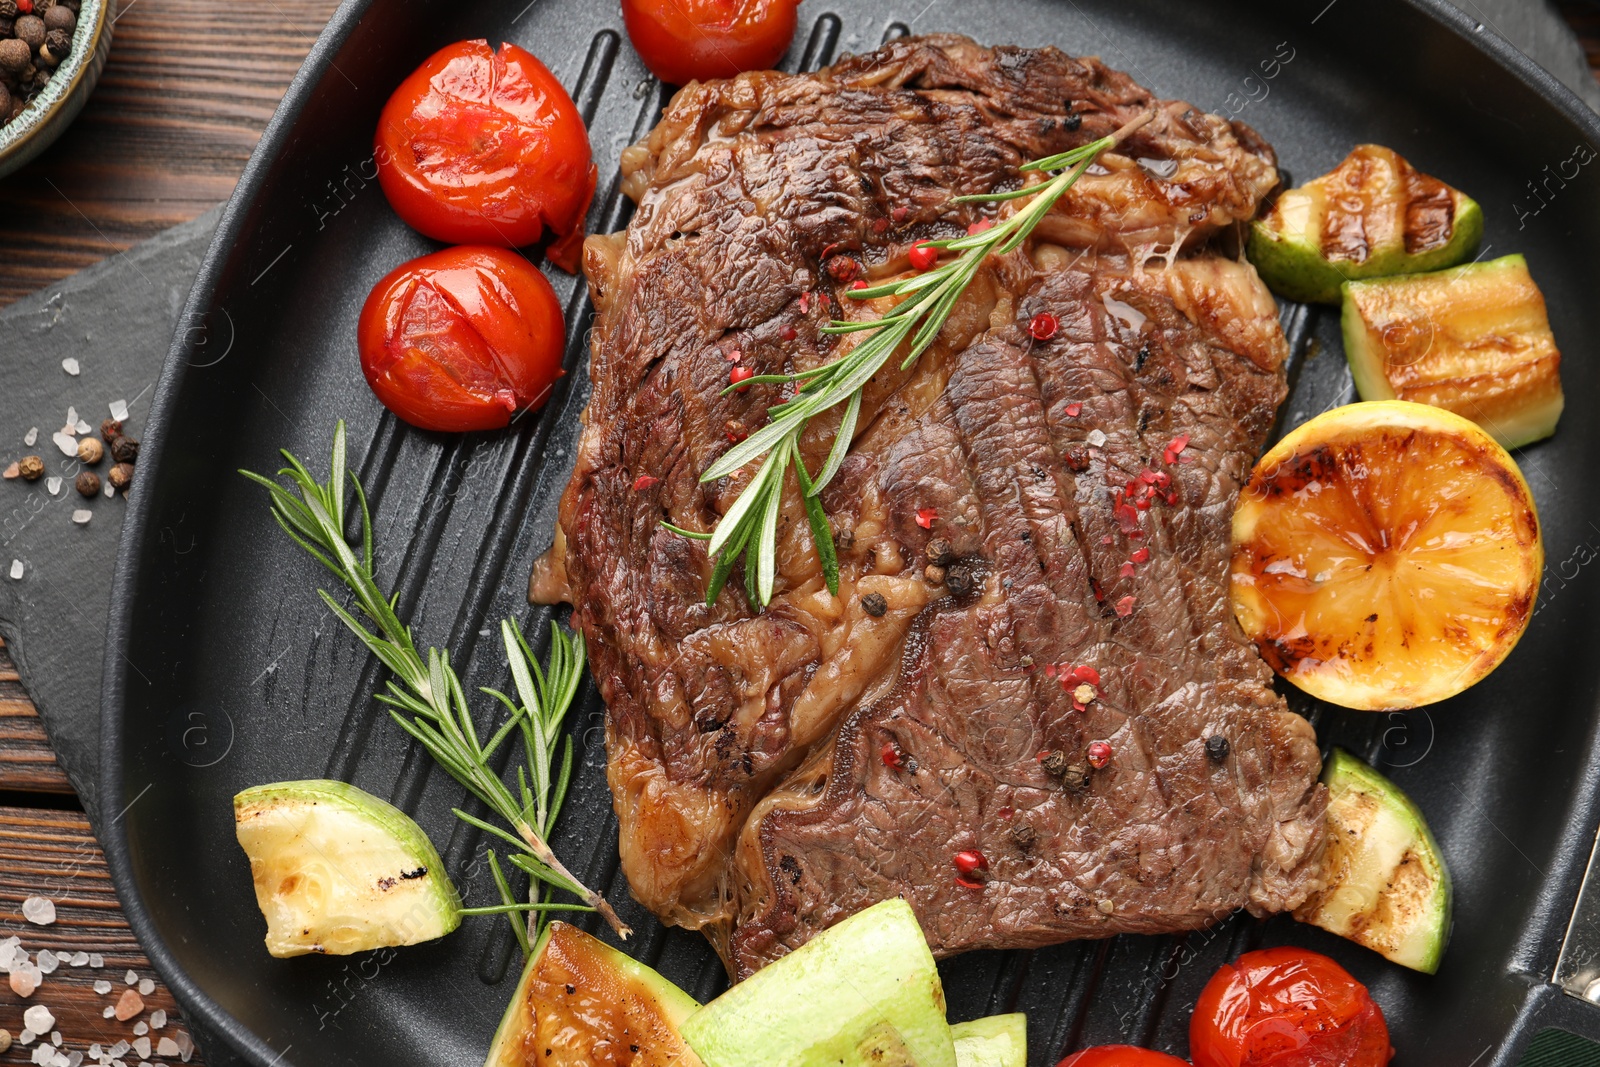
left=234, top=779, right=461, bottom=957
left=1230, top=400, right=1541, bottom=710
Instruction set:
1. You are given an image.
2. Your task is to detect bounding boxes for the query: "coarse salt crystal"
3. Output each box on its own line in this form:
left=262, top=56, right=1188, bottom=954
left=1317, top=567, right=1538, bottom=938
left=89, top=954, right=103, bottom=968
left=35, top=949, right=57, bottom=973
left=1086, top=429, right=1107, bottom=447
left=52, top=432, right=77, bottom=457
left=0, top=940, right=15, bottom=967
left=62, top=359, right=79, bottom=376
left=131, top=1037, right=150, bottom=1059
left=66, top=1052, right=81, bottom=1067
left=125, top=970, right=138, bottom=985
left=24, top=427, right=36, bottom=445
left=45, top=476, right=61, bottom=495
left=29, top=1045, right=47, bottom=1066
left=88, top=1046, right=100, bottom=1059
left=103, top=480, right=114, bottom=498
left=18, top=1029, right=35, bottom=1045
left=101, top=1007, right=114, bottom=1019
left=107, top=1041, right=128, bottom=1057
left=109, top=400, right=129, bottom=421
left=7, top=561, right=20, bottom=581
left=9, top=961, right=39, bottom=996
left=132, top=1023, right=147, bottom=1036
left=137, top=978, right=153, bottom=995
left=50, top=1030, right=60, bottom=1046
left=94, top=980, right=111, bottom=994
left=69, top=953, right=87, bottom=966
left=75, top=420, right=91, bottom=436
left=148, top=1010, right=165, bottom=1030
left=21, top=897, right=53, bottom=925
left=114, top=988, right=144, bottom=1021
left=154, top=1039, right=178, bottom=1058
left=71, top=510, right=91, bottom=526
left=174, top=1032, right=192, bottom=1061
left=65, top=406, right=77, bottom=424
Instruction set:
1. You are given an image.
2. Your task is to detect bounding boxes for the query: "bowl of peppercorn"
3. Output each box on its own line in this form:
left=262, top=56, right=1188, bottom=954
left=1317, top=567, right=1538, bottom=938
left=0, top=0, right=111, bottom=179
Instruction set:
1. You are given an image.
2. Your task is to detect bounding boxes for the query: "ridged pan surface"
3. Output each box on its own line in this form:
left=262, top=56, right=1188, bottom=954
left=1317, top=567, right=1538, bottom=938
left=100, top=1, right=1600, bottom=1064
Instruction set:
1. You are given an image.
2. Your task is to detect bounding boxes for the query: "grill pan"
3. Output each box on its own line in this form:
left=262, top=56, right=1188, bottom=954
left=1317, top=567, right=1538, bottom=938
left=99, top=0, right=1600, bottom=1063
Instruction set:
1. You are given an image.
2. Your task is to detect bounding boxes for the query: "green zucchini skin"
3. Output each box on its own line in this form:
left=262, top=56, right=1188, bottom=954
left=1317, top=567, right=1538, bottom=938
left=1248, top=145, right=1482, bottom=304
left=1294, top=750, right=1452, bottom=974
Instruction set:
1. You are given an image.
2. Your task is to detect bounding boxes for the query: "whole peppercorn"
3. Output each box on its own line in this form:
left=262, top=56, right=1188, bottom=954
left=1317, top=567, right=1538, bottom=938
left=0, top=0, right=17, bottom=18
left=0, top=38, right=31, bottom=77
left=100, top=417, right=122, bottom=442
left=110, top=435, right=139, bottom=464
left=924, top=537, right=953, bottom=566
left=0, top=85, right=9, bottom=120
left=75, top=436, right=102, bottom=465
left=39, top=28, right=69, bottom=64
left=17, top=455, right=43, bottom=481
left=107, top=462, right=133, bottom=492
left=14, top=15, right=45, bottom=53
left=860, top=592, right=887, bottom=618
left=1205, top=735, right=1230, bottom=762
left=74, top=470, right=99, bottom=497
left=40, top=3, right=71, bottom=30
left=0, top=18, right=12, bottom=38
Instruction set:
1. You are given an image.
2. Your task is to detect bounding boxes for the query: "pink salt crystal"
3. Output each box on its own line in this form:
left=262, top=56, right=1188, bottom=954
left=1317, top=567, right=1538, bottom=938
left=9, top=967, right=37, bottom=997
left=113, top=988, right=144, bottom=1022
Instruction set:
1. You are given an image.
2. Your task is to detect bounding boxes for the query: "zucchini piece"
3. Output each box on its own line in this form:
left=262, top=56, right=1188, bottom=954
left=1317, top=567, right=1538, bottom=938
left=486, top=922, right=702, bottom=1067
left=1341, top=254, right=1564, bottom=448
left=681, top=898, right=956, bottom=1067
left=233, top=779, right=461, bottom=957
left=1293, top=749, right=1451, bottom=973
left=1249, top=144, right=1482, bottom=303
left=951, top=1015, right=1027, bottom=1067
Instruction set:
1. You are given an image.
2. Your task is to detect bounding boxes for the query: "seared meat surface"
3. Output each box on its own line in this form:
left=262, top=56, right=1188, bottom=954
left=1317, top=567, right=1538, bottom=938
left=539, top=34, right=1326, bottom=977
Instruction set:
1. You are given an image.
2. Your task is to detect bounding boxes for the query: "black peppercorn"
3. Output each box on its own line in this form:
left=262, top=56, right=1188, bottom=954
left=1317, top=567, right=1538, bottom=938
left=924, top=537, right=953, bottom=566
left=74, top=470, right=99, bottom=497
left=0, top=0, right=17, bottom=19
left=14, top=15, right=44, bottom=53
left=860, top=591, right=887, bottom=618
left=110, top=435, right=139, bottom=464
left=0, top=38, right=30, bottom=77
left=40, top=4, right=72, bottom=31
left=40, top=27, right=69, bottom=63
left=0, top=17, right=13, bottom=38
left=1009, top=821, right=1036, bottom=851
left=1205, top=734, right=1230, bottom=762
left=945, top=562, right=975, bottom=598
left=17, top=454, right=43, bottom=481
left=108, top=462, right=133, bottom=492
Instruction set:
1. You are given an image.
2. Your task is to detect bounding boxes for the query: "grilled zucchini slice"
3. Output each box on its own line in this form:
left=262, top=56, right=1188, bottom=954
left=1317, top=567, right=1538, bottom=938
left=681, top=898, right=956, bottom=1067
left=486, top=922, right=702, bottom=1067
left=1341, top=254, right=1564, bottom=448
left=233, top=779, right=461, bottom=957
left=1249, top=144, right=1481, bottom=303
left=1294, top=750, right=1451, bottom=973
left=952, top=1015, right=1027, bottom=1067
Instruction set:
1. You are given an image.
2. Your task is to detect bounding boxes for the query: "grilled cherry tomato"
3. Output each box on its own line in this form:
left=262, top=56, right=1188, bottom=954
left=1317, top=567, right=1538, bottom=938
left=1190, top=948, right=1392, bottom=1067
left=621, top=0, right=799, bottom=86
left=1059, top=1046, right=1191, bottom=1067
left=357, top=246, right=564, bottom=433
left=374, top=40, right=596, bottom=272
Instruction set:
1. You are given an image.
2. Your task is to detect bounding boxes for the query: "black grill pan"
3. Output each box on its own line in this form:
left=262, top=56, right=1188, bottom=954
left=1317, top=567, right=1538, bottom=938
left=100, top=1, right=1600, bottom=1063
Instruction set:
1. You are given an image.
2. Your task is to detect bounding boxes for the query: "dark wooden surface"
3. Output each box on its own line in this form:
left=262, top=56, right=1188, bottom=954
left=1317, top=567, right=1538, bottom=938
left=0, top=2, right=1594, bottom=1064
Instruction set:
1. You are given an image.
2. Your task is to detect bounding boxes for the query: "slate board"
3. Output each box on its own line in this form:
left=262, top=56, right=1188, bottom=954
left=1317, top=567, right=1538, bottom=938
left=0, top=1, right=1593, bottom=832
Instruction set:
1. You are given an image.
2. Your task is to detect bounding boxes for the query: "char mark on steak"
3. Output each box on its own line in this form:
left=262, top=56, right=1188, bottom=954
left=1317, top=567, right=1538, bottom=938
left=543, top=33, right=1325, bottom=976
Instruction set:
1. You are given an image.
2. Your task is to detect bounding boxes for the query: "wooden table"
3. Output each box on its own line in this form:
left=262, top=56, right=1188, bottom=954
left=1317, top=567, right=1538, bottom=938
left=0, top=3, right=1596, bottom=1063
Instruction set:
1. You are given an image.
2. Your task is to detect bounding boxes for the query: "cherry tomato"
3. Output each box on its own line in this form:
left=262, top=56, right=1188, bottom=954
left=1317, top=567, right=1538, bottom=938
left=357, top=246, right=565, bottom=433
left=374, top=40, right=596, bottom=272
left=1059, top=1046, right=1191, bottom=1067
left=1190, top=947, right=1392, bottom=1067
left=621, top=0, right=799, bottom=86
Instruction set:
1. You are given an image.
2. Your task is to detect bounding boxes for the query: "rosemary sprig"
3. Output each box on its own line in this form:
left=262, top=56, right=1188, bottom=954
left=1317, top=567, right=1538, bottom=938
left=241, top=422, right=631, bottom=952
left=686, top=110, right=1157, bottom=609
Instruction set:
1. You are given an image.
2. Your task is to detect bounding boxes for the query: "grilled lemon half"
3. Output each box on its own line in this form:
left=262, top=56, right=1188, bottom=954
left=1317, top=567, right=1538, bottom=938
left=1231, top=401, right=1541, bottom=710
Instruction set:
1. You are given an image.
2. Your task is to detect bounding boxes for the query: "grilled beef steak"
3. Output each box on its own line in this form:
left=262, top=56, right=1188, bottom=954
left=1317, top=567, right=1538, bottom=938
left=538, top=34, right=1327, bottom=977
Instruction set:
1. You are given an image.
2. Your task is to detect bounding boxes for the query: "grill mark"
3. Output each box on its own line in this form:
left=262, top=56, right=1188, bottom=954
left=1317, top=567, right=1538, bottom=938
left=1131, top=934, right=1190, bottom=1047
left=1055, top=939, right=1114, bottom=1058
